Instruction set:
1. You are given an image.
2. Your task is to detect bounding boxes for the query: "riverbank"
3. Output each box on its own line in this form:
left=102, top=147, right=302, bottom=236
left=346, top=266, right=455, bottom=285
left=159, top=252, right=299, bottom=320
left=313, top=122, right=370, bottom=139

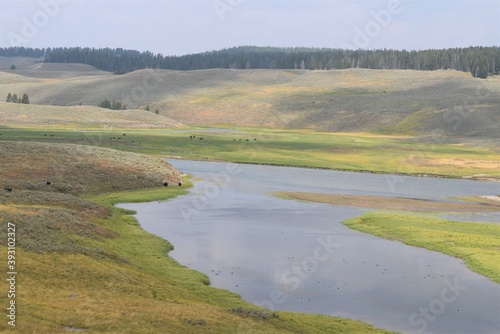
left=275, top=192, right=500, bottom=284
left=0, top=141, right=393, bottom=333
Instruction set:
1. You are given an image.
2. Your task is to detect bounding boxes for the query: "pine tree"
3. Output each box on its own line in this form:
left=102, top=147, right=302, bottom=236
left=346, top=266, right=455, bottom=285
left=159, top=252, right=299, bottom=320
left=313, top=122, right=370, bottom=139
left=12, top=94, right=18, bottom=103
left=145, top=105, right=150, bottom=111
left=21, top=93, right=29, bottom=104
left=6, top=93, right=12, bottom=102
left=111, top=100, right=122, bottom=110
left=98, top=99, right=111, bottom=109
left=477, top=60, right=489, bottom=79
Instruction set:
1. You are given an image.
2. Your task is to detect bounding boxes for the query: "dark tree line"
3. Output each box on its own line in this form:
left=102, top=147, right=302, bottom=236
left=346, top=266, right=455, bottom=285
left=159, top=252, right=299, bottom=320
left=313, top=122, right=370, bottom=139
left=0, top=47, right=47, bottom=58
left=6, top=93, right=29, bottom=104
left=1, top=46, right=498, bottom=78
left=98, top=99, right=126, bottom=110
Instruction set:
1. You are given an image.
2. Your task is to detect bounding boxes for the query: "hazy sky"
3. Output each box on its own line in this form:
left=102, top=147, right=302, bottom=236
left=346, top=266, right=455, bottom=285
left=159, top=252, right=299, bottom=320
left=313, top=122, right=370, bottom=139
left=0, top=0, right=499, bottom=56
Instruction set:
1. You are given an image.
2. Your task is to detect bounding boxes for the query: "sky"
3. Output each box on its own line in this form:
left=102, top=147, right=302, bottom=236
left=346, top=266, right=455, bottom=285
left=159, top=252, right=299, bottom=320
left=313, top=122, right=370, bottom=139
left=0, top=0, right=499, bottom=56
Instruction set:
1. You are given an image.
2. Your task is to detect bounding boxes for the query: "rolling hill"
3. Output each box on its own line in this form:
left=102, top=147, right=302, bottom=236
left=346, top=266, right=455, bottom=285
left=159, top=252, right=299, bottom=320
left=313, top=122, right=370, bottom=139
left=0, top=65, right=499, bottom=139
left=0, top=102, right=185, bottom=129
left=0, top=56, right=108, bottom=78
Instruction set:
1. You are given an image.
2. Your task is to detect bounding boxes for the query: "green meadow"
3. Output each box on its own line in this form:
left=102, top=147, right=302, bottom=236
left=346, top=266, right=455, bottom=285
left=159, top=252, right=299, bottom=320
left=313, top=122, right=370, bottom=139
left=1, top=127, right=499, bottom=180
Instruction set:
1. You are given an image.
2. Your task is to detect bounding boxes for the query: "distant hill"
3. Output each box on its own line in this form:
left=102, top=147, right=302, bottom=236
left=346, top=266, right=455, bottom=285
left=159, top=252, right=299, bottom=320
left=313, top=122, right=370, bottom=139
left=1, top=46, right=499, bottom=78
left=0, top=67, right=498, bottom=139
left=0, top=56, right=44, bottom=70
left=0, top=56, right=107, bottom=79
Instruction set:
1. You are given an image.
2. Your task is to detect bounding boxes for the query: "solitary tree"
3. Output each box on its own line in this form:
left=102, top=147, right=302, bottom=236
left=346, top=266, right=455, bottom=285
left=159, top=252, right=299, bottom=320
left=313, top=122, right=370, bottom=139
left=10, top=65, right=16, bottom=70
left=145, top=105, right=150, bottom=111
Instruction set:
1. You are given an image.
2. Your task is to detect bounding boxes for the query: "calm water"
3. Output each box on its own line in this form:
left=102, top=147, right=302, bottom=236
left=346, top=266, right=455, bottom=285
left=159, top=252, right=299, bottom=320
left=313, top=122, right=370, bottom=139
left=119, top=160, right=500, bottom=334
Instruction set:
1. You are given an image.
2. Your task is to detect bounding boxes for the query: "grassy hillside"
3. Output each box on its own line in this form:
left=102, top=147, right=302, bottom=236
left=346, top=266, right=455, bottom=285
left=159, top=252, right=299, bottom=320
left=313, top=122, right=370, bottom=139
left=1, top=68, right=499, bottom=139
left=0, top=102, right=186, bottom=129
left=0, top=141, right=393, bottom=333
left=0, top=141, right=182, bottom=194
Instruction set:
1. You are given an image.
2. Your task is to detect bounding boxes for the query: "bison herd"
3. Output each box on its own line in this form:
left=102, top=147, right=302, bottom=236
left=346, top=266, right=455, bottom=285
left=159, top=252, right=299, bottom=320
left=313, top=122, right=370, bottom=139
left=190, top=135, right=257, bottom=142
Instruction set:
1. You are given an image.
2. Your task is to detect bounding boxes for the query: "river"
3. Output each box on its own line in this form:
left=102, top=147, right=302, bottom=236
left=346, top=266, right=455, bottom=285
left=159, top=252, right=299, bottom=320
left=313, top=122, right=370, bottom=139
left=118, top=160, right=500, bottom=334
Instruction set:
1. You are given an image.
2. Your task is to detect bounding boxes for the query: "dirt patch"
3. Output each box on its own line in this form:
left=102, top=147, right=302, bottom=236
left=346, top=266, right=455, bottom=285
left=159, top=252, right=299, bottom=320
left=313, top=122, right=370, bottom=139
left=277, top=192, right=500, bottom=213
